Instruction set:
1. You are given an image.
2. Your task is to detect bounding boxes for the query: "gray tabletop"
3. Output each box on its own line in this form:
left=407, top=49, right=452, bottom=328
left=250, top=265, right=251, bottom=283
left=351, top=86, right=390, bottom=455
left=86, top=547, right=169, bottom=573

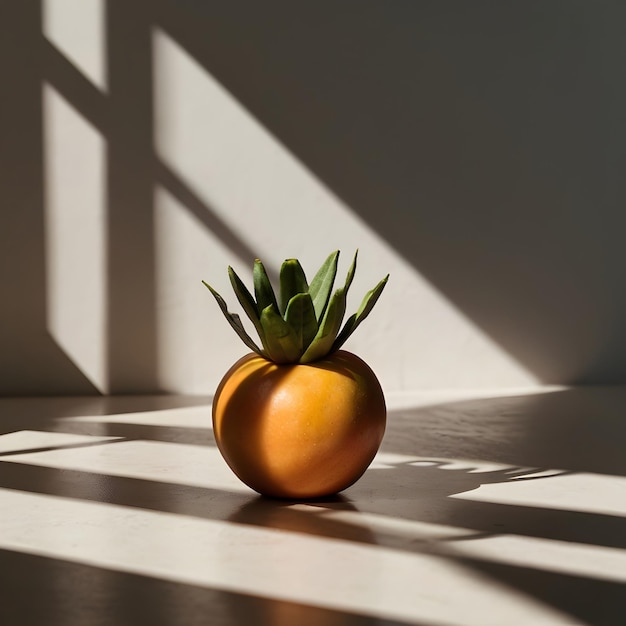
left=1, top=389, right=625, bottom=625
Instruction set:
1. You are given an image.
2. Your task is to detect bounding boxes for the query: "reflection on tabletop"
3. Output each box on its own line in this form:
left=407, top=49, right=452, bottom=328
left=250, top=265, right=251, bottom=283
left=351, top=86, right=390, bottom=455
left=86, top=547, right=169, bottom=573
left=0, top=389, right=625, bottom=625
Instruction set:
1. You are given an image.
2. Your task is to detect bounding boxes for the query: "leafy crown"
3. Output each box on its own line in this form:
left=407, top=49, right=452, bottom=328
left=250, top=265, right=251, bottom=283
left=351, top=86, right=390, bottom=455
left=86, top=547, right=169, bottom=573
left=203, top=250, right=388, bottom=364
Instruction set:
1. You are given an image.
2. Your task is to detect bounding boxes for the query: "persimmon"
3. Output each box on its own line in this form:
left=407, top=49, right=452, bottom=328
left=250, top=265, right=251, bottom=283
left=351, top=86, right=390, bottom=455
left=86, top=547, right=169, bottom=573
left=213, top=350, right=385, bottom=499
left=204, top=250, right=388, bottom=499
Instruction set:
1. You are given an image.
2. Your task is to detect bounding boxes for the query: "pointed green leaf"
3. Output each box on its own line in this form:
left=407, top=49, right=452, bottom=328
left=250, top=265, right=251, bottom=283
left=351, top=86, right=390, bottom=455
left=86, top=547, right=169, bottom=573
left=202, top=281, right=266, bottom=357
left=343, top=249, right=358, bottom=294
left=284, top=293, right=318, bottom=354
left=308, top=250, right=339, bottom=321
left=299, top=287, right=347, bottom=363
left=279, top=259, right=309, bottom=315
left=228, top=266, right=266, bottom=344
left=206, top=250, right=388, bottom=366
left=253, top=259, right=278, bottom=315
left=332, top=275, right=389, bottom=351
left=260, top=304, right=302, bottom=363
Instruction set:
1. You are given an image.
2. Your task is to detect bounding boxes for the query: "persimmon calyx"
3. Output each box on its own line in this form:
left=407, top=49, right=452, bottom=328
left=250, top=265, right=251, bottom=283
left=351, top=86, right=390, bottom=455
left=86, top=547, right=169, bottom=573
left=204, top=250, right=388, bottom=364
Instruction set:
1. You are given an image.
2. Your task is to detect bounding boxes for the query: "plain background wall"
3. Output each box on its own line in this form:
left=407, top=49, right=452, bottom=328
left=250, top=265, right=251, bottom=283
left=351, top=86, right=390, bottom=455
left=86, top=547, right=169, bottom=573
left=2, top=0, right=626, bottom=396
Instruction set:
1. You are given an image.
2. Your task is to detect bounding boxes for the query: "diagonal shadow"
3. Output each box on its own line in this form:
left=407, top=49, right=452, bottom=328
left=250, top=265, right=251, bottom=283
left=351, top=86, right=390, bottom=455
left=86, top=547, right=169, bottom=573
left=32, top=0, right=279, bottom=393
left=156, top=158, right=278, bottom=280
left=6, top=2, right=626, bottom=395
left=44, top=420, right=213, bottom=446
left=0, top=548, right=424, bottom=626
left=1, top=455, right=624, bottom=552
left=42, top=37, right=108, bottom=132
left=152, top=0, right=626, bottom=385
left=454, top=558, right=626, bottom=626
left=1, top=389, right=625, bottom=553
left=2, top=387, right=625, bottom=626
left=1, top=456, right=625, bottom=625
left=0, top=395, right=212, bottom=436
left=383, top=387, right=626, bottom=477
left=0, top=437, right=126, bottom=458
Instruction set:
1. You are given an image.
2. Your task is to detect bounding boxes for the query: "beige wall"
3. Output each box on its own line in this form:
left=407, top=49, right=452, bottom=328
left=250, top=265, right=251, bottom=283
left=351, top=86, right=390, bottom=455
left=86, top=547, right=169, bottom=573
left=3, top=1, right=626, bottom=395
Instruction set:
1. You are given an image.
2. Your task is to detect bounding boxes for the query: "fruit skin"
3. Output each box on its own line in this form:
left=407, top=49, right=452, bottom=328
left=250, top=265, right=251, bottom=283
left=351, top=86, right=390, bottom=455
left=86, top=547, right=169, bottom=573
left=212, top=350, right=386, bottom=499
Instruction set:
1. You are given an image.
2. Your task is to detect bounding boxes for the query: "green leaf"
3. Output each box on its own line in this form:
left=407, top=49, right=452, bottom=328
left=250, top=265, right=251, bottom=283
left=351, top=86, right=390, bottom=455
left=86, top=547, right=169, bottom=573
left=228, top=266, right=266, bottom=344
left=308, top=250, right=339, bottom=321
left=343, top=249, right=358, bottom=294
left=279, top=259, right=309, bottom=315
left=253, top=259, right=278, bottom=315
left=260, top=304, right=302, bottom=363
left=206, top=250, right=389, bottom=366
left=202, top=281, right=266, bottom=357
left=332, top=274, right=389, bottom=351
left=299, top=287, right=347, bottom=363
left=284, top=293, right=318, bottom=354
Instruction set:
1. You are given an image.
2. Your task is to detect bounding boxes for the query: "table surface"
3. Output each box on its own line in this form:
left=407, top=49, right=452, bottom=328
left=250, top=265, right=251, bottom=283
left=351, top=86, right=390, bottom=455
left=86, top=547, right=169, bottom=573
left=1, top=388, right=625, bottom=626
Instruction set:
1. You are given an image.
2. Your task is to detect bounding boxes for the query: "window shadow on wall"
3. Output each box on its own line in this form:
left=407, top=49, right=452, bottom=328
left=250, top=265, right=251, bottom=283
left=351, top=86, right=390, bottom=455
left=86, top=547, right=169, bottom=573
left=4, top=0, right=626, bottom=394
left=0, top=0, right=259, bottom=394
left=154, top=0, right=626, bottom=385
left=0, top=1, right=98, bottom=395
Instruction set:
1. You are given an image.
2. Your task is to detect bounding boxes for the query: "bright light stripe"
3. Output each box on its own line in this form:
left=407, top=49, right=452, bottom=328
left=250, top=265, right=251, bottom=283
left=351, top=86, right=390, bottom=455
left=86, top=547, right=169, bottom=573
left=152, top=27, right=538, bottom=394
left=42, top=0, right=107, bottom=91
left=43, top=83, right=108, bottom=391
left=50, top=389, right=562, bottom=428
left=4, top=437, right=624, bottom=589
left=293, top=505, right=626, bottom=585
left=384, top=386, right=566, bottom=411
left=0, top=488, right=579, bottom=626
left=0, top=445, right=539, bottom=497
left=453, top=534, right=626, bottom=584
left=153, top=184, right=252, bottom=393
left=0, top=431, right=120, bottom=455
left=292, top=504, right=477, bottom=543
left=5, top=438, right=623, bottom=522
left=453, top=471, right=626, bottom=518
left=66, top=404, right=212, bottom=428
left=0, top=439, right=249, bottom=494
